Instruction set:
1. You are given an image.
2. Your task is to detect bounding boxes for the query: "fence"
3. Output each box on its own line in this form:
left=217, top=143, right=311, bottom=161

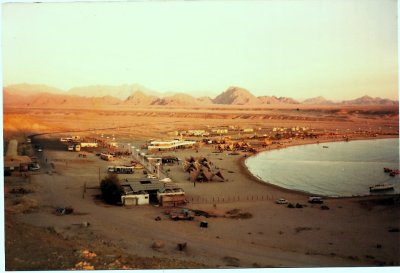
left=187, top=194, right=277, bottom=204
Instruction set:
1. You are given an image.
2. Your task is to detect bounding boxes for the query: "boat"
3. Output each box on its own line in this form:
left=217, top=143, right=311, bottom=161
left=383, top=167, right=392, bottom=173
left=390, top=169, right=400, bottom=176
left=383, top=168, right=399, bottom=177
left=369, top=183, right=394, bottom=192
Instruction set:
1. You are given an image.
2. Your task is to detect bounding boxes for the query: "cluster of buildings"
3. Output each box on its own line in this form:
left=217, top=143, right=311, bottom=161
left=166, top=126, right=258, bottom=138
left=147, top=139, right=197, bottom=153
left=4, top=139, right=40, bottom=174
left=61, top=136, right=99, bottom=152
left=4, top=155, right=40, bottom=174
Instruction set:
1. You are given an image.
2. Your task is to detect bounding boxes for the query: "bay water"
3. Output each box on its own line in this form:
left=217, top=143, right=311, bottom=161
left=245, top=138, right=399, bottom=197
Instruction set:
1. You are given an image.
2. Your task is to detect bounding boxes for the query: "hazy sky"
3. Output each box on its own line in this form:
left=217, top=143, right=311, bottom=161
left=2, top=0, right=398, bottom=100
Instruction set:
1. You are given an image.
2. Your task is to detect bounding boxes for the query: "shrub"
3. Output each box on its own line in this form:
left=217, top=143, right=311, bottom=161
left=100, top=173, right=123, bottom=205
left=321, top=205, right=330, bottom=210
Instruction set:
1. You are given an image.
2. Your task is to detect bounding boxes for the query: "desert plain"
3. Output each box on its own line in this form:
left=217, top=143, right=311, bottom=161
left=3, top=103, right=400, bottom=270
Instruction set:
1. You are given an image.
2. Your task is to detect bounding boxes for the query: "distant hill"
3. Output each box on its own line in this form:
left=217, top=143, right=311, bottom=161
left=274, top=96, right=299, bottom=104
left=4, top=84, right=64, bottom=96
left=302, top=96, right=335, bottom=105
left=258, top=96, right=279, bottom=104
left=3, top=92, right=122, bottom=107
left=67, top=84, right=160, bottom=100
left=3, top=83, right=398, bottom=107
left=257, top=96, right=299, bottom=104
left=196, top=96, right=214, bottom=105
left=153, top=93, right=200, bottom=106
left=124, top=91, right=158, bottom=105
left=341, top=95, right=398, bottom=106
left=213, top=86, right=260, bottom=105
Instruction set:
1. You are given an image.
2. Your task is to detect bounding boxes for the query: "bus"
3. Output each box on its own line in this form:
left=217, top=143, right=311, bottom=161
left=108, top=165, right=135, bottom=174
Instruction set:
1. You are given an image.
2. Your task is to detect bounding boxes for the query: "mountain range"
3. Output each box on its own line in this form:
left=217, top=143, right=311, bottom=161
left=3, top=83, right=398, bottom=107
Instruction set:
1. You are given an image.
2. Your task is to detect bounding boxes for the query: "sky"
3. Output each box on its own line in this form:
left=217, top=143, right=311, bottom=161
left=1, top=0, right=398, bottom=100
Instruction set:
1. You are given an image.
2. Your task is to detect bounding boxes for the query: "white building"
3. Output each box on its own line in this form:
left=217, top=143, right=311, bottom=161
left=242, top=128, right=254, bottom=133
left=121, top=193, right=149, bottom=206
left=147, top=139, right=196, bottom=151
left=187, top=130, right=208, bottom=136
left=211, top=129, right=228, bottom=134
left=80, top=142, right=98, bottom=148
left=120, top=179, right=185, bottom=207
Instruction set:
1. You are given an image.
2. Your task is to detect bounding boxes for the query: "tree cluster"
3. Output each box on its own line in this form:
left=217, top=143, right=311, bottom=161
left=100, top=173, right=123, bottom=205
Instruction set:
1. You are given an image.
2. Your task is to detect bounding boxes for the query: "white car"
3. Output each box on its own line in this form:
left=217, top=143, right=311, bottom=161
left=276, top=198, right=289, bottom=204
left=29, top=163, right=41, bottom=171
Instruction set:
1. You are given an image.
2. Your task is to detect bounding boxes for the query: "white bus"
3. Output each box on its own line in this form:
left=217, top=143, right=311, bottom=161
left=108, top=166, right=135, bottom=174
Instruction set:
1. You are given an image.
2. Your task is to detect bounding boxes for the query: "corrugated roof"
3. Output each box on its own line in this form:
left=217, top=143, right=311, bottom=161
left=121, top=179, right=180, bottom=194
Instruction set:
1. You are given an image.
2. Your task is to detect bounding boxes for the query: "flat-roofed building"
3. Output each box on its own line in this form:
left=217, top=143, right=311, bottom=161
left=147, top=139, right=196, bottom=152
left=4, top=155, right=32, bottom=172
left=120, top=179, right=185, bottom=207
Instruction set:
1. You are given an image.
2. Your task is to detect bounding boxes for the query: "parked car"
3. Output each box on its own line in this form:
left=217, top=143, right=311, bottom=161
left=308, top=196, right=323, bottom=204
left=29, top=163, right=40, bottom=171
left=276, top=198, right=289, bottom=204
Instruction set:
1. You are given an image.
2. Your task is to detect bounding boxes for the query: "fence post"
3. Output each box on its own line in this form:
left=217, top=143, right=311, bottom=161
left=82, top=182, right=86, bottom=199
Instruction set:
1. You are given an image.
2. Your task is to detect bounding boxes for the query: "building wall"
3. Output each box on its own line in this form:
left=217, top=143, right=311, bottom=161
left=121, top=194, right=149, bottom=206
left=157, top=193, right=186, bottom=207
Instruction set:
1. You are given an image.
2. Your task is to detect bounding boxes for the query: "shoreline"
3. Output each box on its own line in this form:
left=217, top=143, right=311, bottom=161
left=239, top=134, right=399, bottom=199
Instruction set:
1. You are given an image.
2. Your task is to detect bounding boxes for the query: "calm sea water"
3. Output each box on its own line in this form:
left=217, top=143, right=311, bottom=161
left=245, top=138, right=400, bottom=197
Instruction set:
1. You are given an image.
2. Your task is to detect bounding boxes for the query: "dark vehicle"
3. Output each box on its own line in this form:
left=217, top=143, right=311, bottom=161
left=308, top=197, right=323, bottom=204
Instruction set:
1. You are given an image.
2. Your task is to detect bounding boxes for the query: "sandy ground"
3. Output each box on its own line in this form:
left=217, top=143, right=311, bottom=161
left=3, top=105, right=400, bottom=269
